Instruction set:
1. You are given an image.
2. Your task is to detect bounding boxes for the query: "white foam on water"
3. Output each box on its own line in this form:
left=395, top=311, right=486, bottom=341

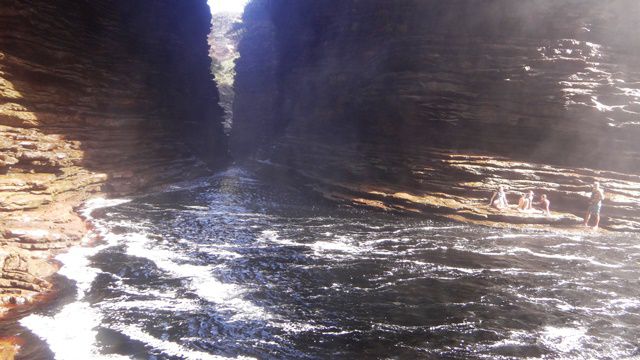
left=510, top=247, right=622, bottom=268
left=21, top=302, right=131, bottom=360
left=179, top=239, right=243, bottom=260
left=54, top=240, right=105, bottom=297
left=183, top=205, right=210, bottom=210
left=258, top=229, right=279, bottom=241
left=66, top=198, right=134, bottom=296
left=486, top=232, right=587, bottom=245
left=500, top=268, right=560, bottom=277
left=80, top=197, right=133, bottom=219
left=201, top=247, right=243, bottom=259
left=307, top=234, right=373, bottom=259
left=367, top=237, right=405, bottom=245
left=483, top=233, right=535, bottom=240
left=311, top=239, right=359, bottom=254
left=115, top=281, right=178, bottom=299
left=25, top=195, right=269, bottom=359
left=540, top=326, right=590, bottom=354
left=428, top=321, right=477, bottom=332
left=619, top=87, right=640, bottom=98
left=21, top=197, right=134, bottom=360
left=592, top=96, right=625, bottom=112
left=514, top=294, right=576, bottom=310
left=484, top=325, right=631, bottom=359
left=397, top=259, right=483, bottom=277
left=100, top=298, right=201, bottom=312
left=278, top=321, right=325, bottom=334
left=124, top=232, right=271, bottom=321
left=111, top=324, right=254, bottom=360
left=256, top=229, right=299, bottom=247
left=485, top=329, right=532, bottom=349
left=606, top=297, right=640, bottom=315
left=546, top=243, right=582, bottom=249
left=20, top=198, right=136, bottom=360
left=434, top=264, right=482, bottom=275
left=477, top=247, right=621, bottom=268
left=418, top=225, right=466, bottom=232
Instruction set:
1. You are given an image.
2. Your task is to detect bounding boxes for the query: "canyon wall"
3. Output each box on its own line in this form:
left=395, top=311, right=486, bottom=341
left=0, top=0, right=226, bottom=305
left=232, top=0, right=640, bottom=231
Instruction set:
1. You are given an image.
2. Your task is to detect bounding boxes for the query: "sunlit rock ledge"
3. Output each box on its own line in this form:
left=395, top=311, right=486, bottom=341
left=0, top=338, right=19, bottom=359
left=253, top=136, right=640, bottom=233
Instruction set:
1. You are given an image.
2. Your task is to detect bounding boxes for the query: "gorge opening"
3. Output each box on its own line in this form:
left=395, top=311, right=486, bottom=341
left=207, top=0, right=250, bottom=135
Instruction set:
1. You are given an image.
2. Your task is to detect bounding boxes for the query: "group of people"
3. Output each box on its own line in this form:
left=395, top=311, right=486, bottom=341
left=489, top=186, right=550, bottom=216
left=488, top=181, right=604, bottom=229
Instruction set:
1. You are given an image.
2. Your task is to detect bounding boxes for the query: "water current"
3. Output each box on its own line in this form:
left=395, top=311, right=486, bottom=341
left=16, top=167, right=640, bottom=359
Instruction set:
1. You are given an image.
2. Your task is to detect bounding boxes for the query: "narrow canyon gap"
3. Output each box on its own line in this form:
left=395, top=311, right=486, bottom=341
left=207, top=0, right=250, bottom=133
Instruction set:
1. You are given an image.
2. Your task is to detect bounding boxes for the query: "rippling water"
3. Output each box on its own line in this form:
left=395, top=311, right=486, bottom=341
left=19, top=167, right=640, bottom=359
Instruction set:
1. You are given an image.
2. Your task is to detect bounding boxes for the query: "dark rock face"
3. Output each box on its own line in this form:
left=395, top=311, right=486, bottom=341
left=234, top=0, right=640, bottom=168
left=0, top=0, right=226, bottom=304
left=232, top=0, right=640, bottom=230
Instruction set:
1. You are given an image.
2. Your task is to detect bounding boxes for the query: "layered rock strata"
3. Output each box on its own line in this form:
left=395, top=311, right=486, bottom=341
left=0, top=0, right=226, bottom=309
left=264, top=136, right=640, bottom=231
left=233, top=0, right=640, bottom=230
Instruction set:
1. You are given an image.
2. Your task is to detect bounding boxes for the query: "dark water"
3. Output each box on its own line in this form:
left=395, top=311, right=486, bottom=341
left=20, top=167, right=640, bottom=359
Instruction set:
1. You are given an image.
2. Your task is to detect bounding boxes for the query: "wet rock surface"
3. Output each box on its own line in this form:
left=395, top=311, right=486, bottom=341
left=0, top=1, right=226, bottom=308
left=233, top=0, right=640, bottom=230
left=263, top=137, right=639, bottom=231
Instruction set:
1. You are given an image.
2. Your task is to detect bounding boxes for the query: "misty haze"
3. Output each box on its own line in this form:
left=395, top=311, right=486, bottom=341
left=1, top=1, right=639, bottom=359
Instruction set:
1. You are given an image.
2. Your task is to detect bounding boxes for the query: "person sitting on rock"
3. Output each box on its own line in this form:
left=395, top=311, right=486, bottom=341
left=517, top=191, right=534, bottom=212
left=489, top=186, right=509, bottom=210
left=534, top=194, right=551, bottom=216
left=584, top=181, right=604, bottom=229
left=517, top=193, right=527, bottom=210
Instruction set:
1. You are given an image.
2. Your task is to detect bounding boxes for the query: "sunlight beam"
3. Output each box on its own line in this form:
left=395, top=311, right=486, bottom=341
left=207, top=0, right=249, bottom=14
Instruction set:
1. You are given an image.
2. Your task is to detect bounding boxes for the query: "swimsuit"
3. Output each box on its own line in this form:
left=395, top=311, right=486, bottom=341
left=588, top=191, right=603, bottom=215
left=588, top=201, right=602, bottom=215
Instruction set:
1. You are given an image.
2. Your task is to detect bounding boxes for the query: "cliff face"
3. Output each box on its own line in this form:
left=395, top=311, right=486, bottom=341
left=232, top=0, right=640, bottom=231
left=0, top=0, right=226, bottom=306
